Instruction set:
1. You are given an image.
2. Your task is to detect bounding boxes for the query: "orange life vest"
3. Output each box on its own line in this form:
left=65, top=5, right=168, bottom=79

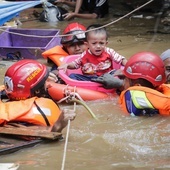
left=42, top=45, right=68, bottom=66
left=119, top=84, right=170, bottom=116
left=0, top=97, right=61, bottom=126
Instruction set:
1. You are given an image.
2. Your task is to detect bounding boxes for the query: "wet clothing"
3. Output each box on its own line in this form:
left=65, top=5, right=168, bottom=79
left=0, top=96, right=61, bottom=126
left=81, top=0, right=109, bottom=18
left=70, top=48, right=125, bottom=81
left=119, top=84, right=170, bottom=116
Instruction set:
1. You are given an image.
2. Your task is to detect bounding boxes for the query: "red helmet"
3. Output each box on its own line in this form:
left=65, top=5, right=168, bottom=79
left=4, top=59, right=49, bottom=100
left=123, top=52, right=166, bottom=86
left=61, top=22, right=86, bottom=44
left=63, top=22, right=86, bottom=34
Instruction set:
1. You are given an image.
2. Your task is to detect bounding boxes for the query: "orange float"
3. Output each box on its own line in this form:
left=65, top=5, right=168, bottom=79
left=47, top=82, right=114, bottom=101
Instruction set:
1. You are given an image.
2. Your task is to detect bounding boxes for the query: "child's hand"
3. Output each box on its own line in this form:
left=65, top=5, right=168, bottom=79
left=58, top=64, right=68, bottom=73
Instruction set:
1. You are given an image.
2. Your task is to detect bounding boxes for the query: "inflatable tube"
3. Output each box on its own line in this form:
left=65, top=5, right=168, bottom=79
left=47, top=82, right=113, bottom=101
left=42, top=46, right=68, bottom=66
left=58, top=55, right=123, bottom=93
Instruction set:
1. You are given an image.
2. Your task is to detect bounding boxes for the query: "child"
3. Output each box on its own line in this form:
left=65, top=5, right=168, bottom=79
left=58, top=24, right=127, bottom=81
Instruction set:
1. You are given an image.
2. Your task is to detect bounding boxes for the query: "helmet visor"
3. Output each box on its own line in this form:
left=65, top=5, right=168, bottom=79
left=61, top=30, right=86, bottom=44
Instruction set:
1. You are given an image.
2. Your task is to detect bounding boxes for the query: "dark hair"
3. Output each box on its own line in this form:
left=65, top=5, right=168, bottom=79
left=131, top=78, right=155, bottom=88
left=85, top=24, right=108, bottom=40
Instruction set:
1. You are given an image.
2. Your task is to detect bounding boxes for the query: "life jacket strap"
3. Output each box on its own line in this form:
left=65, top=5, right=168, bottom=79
left=34, top=101, right=50, bottom=126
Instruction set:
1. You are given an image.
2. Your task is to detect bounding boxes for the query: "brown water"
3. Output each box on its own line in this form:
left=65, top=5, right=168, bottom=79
left=0, top=6, right=170, bottom=170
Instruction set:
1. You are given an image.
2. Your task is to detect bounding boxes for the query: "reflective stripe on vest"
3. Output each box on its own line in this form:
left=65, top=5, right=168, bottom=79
left=125, top=90, right=156, bottom=116
left=130, top=90, right=154, bottom=109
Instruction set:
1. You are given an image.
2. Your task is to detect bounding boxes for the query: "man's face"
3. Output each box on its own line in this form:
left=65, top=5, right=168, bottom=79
left=163, top=58, right=170, bottom=83
left=65, top=41, right=87, bottom=55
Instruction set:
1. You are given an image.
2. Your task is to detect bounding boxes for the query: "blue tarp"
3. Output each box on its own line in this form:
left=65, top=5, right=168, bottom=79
left=0, top=1, right=42, bottom=26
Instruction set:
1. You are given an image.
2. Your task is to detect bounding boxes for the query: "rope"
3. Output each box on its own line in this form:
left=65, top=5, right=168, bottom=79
left=60, top=87, right=99, bottom=170
left=70, top=98, right=99, bottom=121
left=56, top=85, right=98, bottom=120
left=0, top=0, right=154, bottom=38
left=61, top=87, right=77, bottom=170
left=60, top=91, right=99, bottom=170
left=61, top=119, right=70, bottom=170
left=59, top=88, right=99, bottom=170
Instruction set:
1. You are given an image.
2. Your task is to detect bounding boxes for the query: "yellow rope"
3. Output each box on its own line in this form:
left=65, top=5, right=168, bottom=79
left=70, top=98, right=99, bottom=121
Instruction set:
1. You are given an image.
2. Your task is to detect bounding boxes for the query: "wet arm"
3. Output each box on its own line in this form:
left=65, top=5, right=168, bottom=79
left=63, top=12, right=98, bottom=20
left=51, top=112, right=67, bottom=132
left=107, top=48, right=127, bottom=66
left=74, top=0, right=83, bottom=13
left=51, top=109, right=76, bottom=132
left=67, top=62, right=76, bottom=69
left=73, top=12, right=98, bottom=19
left=63, top=0, right=76, bottom=7
left=54, top=0, right=76, bottom=7
left=58, top=62, right=76, bottom=71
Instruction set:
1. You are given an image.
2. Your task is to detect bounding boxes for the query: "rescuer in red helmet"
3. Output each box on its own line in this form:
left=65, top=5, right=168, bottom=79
left=122, top=52, right=166, bottom=88
left=1, top=59, right=76, bottom=132
left=92, top=52, right=170, bottom=116
left=60, top=22, right=87, bottom=54
left=42, top=22, right=87, bottom=72
left=42, top=22, right=87, bottom=83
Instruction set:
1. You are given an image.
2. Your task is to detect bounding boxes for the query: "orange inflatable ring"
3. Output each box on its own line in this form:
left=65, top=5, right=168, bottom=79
left=47, top=82, right=114, bottom=101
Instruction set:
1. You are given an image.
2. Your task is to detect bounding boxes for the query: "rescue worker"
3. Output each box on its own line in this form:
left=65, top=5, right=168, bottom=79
left=42, top=22, right=87, bottom=71
left=92, top=52, right=170, bottom=116
left=1, top=59, right=76, bottom=132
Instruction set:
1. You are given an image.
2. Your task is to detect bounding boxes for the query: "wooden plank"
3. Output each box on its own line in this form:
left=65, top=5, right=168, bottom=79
left=0, top=135, right=44, bottom=155
left=0, top=125, right=62, bottom=140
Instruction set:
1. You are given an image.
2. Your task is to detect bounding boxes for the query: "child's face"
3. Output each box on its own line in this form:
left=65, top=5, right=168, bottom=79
left=86, top=31, right=108, bottom=56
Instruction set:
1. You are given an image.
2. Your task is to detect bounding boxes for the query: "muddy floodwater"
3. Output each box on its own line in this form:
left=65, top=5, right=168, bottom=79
left=0, top=3, right=170, bottom=170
